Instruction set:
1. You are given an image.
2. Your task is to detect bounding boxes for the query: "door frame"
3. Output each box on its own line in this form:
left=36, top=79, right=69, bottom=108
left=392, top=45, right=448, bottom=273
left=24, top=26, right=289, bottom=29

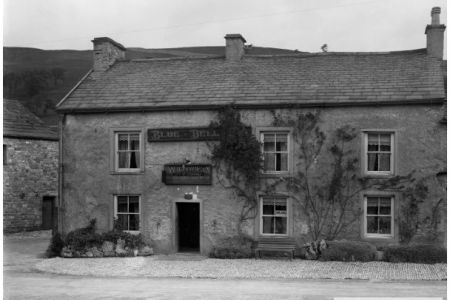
left=172, top=198, right=203, bottom=254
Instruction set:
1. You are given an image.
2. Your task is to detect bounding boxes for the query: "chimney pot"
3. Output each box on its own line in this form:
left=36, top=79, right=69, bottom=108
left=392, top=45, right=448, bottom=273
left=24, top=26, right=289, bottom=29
left=224, top=34, right=246, bottom=61
left=431, top=7, right=441, bottom=25
left=91, top=37, right=126, bottom=72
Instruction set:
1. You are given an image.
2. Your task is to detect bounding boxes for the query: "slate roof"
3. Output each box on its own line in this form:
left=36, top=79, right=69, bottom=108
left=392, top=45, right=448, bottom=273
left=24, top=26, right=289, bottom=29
left=57, top=49, right=446, bottom=112
left=3, top=99, right=58, bottom=140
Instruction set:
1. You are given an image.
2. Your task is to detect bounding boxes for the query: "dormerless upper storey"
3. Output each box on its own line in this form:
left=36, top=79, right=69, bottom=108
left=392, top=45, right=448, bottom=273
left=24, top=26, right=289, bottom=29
left=56, top=8, right=446, bottom=113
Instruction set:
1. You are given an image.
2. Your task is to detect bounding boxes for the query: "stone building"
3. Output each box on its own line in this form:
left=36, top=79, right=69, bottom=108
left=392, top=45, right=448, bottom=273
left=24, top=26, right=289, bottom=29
left=3, top=99, right=58, bottom=233
left=56, top=8, right=446, bottom=254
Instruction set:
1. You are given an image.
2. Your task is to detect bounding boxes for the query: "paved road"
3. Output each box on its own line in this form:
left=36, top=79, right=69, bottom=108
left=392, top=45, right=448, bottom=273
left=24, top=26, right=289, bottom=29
left=3, top=232, right=447, bottom=299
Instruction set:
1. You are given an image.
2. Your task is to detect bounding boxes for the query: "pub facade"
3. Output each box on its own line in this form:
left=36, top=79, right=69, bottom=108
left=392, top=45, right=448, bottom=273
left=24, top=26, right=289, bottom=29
left=56, top=9, right=446, bottom=254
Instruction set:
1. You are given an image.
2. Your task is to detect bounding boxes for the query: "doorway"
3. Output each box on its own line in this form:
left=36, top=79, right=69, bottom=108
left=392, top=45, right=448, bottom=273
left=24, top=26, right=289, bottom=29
left=177, top=202, right=200, bottom=252
left=42, top=196, right=55, bottom=230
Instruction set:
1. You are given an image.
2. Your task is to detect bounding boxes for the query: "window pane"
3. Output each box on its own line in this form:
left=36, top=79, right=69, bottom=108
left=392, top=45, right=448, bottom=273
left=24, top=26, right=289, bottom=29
left=262, top=216, right=274, bottom=234
left=279, top=153, right=288, bottom=171
left=274, top=217, right=287, bottom=234
left=117, top=196, right=128, bottom=212
left=379, top=154, right=391, bottom=171
left=275, top=134, right=288, bottom=151
left=263, top=134, right=275, bottom=152
left=367, top=134, right=379, bottom=151
left=264, top=153, right=275, bottom=171
left=130, top=134, right=140, bottom=150
left=129, top=196, right=139, bottom=213
left=379, top=198, right=391, bottom=215
left=129, top=152, right=139, bottom=169
left=275, top=202, right=287, bottom=216
left=118, top=152, right=129, bottom=168
left=117, top=214, right=128, bottom=230
left=118, top=134, right=129, bottom=150
left=367, top=198, right=378, bottom=214
left=367, top=153, right=378, bottom=171
left=378, top=217, right=391, bottom=234
left=263, top=202, right=274, bottom=215
left=366, top=216, right=378, bottom=233
left=129, top=215, right=139, bottom=231
left=379, top=134, right=391, bottom=151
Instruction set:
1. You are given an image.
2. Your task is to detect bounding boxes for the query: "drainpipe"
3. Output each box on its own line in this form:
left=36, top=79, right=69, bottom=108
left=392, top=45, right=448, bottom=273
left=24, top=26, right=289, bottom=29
left=57, top=114, right=66, bottom=234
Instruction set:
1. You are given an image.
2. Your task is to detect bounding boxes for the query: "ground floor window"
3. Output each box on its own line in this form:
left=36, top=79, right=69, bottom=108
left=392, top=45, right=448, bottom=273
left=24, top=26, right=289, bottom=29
left=114, top=195, right=140, bottom=232
left=260, top=197, right=288, bottom=235
left=364, top=195, right=394, bottom=238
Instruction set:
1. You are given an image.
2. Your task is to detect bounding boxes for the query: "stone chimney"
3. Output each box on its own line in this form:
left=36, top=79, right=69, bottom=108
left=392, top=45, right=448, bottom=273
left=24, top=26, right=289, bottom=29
left=224, top=34, right=246, bottom=61
left=425, top=7, right=446, bottom=59
left=92, top=37, right=126, bottom=72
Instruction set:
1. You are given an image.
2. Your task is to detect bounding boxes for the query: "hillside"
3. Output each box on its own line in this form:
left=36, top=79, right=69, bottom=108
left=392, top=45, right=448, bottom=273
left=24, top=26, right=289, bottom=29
left=3, top=45, right=299, bottom=125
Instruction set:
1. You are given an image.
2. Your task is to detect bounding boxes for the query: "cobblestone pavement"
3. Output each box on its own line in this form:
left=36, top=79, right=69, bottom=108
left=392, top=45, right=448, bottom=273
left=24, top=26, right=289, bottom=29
left=3, top=231, right=447, bottom=299
left=36, top=255, right=447, bottom=280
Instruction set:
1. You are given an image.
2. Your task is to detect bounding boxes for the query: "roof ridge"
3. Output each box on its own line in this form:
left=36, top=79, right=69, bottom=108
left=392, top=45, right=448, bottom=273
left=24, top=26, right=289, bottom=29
left=246, top=48, right=428, bottom=58
left=128, top=55, right=224, bottom=62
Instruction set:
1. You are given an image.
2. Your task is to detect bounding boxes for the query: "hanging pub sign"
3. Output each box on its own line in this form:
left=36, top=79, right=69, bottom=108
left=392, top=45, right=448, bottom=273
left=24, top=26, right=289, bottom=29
left=162, top=164, right=212, bottom=185
left=148, top=127, right=220, bottom=142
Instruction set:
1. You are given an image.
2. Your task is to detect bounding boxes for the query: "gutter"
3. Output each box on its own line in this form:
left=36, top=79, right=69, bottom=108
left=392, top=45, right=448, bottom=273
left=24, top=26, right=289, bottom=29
left=56, top=98, right=446, bottom=114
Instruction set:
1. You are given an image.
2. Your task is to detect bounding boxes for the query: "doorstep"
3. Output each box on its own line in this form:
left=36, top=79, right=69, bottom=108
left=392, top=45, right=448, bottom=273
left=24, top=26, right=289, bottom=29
left=155, top=253, right=206, bottom=261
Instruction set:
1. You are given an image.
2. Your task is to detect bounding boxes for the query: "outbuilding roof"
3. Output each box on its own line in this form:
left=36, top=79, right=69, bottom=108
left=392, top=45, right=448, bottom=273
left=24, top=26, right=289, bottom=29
left=56, top=49, right=446, bottom=112
left=3, top=99, right=58, bottom=140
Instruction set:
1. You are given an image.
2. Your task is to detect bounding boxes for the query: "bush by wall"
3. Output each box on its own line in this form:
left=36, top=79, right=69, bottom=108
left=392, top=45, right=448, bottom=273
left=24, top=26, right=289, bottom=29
left=49, top=219, right=151, bottom=258
left=45, top=232, right=65, bottom=258
left=319, top=240, right=377, bottom=262
left=209, top=235, right=255, bottom=259
left=383, top=245, right=446, bottom=263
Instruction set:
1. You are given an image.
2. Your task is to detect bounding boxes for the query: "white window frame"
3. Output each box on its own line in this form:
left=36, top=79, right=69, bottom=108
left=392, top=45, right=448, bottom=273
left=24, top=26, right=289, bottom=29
left=363, top=195, right=394, bottom=238
left=259, top=196, right=289, bottom=236
left=113, top=195, right=141, bottom=234
left=114, top=131, right=143, bottom=173
left=363, top=131, right=395, bottom=176
left=259, top=130, right=291, bottom=175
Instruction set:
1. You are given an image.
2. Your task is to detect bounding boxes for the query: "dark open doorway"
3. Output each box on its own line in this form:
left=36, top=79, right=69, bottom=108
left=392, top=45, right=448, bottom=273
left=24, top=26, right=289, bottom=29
left=42, top=196, right=55, bottom=230
left=177, top=202, right=200, bottom=252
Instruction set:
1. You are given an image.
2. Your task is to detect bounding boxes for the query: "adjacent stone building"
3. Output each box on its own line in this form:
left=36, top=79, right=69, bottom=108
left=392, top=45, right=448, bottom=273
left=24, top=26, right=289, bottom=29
left=3, top=99, right=59, bottom=233
left=56, top=8, right=446, bottom=254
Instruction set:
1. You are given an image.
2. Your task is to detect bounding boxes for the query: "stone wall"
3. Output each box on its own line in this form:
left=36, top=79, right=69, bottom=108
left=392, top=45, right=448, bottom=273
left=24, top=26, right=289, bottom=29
left=60, top=104, right=446, bottom=253
left=3, top=138, right=58, bottom=232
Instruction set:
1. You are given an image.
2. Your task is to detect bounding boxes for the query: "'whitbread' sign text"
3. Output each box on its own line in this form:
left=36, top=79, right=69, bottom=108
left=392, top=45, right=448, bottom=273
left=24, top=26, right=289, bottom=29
left=148, top=127, right=220, bottom=142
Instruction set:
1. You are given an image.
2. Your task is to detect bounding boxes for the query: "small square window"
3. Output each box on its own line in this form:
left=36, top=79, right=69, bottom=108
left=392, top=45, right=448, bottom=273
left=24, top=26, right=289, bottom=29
left=114, top=131, right=143, bottom=172
left=363, top=132, right=394, bottom=175
left=114, top=195, right=141, bottom=232
left=364, top=196, right=394, bottom=238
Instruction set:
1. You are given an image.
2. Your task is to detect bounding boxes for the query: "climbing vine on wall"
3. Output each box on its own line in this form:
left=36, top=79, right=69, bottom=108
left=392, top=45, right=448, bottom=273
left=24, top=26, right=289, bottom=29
left=209, top=105, right=262, bottom=234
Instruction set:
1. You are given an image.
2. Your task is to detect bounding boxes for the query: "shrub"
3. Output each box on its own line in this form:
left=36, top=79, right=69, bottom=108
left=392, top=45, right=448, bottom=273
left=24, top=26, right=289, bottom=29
left=45, top=232, right=65, bottom=258
left=383, top=245, right=446, bottom=263
left=319, top=240, right=377, bottom=262
left=209, top=235, right=254, bottom=259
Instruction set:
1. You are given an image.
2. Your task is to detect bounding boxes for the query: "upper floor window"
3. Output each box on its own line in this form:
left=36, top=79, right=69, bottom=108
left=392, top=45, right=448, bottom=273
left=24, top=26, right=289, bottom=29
left=114, top=195, right=140, bottom=232
left=260, top=132, right=290, bottom=173
left=115, top=132, right=142, bottom=172
left=364, top=195, right=394, bottom=238
left=363, top=132, right=394, bottom=175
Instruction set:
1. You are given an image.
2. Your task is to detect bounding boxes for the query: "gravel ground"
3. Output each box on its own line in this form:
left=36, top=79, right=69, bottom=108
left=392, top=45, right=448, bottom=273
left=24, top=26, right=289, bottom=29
left=35, top=256, right=447, bottom=281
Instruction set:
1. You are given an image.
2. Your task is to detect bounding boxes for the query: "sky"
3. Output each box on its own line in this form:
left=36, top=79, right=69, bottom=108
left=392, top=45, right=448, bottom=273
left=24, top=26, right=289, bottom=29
left=2, top=0, right=448, bottom=54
